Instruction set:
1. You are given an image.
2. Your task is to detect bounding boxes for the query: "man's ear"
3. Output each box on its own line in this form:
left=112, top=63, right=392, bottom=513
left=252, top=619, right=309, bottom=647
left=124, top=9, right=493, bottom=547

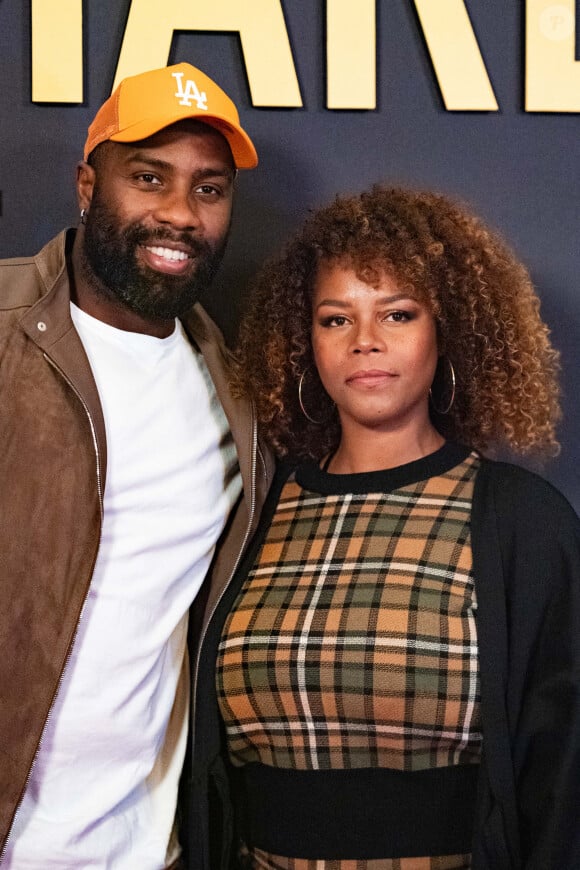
left=76, top=161, right=96, bottom=211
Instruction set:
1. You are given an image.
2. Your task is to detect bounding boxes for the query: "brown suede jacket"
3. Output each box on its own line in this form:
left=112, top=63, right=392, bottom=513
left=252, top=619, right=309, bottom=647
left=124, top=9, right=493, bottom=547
left=0, top=229, right=273, bottom=857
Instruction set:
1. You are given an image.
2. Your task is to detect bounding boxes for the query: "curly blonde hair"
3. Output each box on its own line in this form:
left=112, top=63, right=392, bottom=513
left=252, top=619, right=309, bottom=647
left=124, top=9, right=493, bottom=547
left=234, top=185, right=561, bottom=460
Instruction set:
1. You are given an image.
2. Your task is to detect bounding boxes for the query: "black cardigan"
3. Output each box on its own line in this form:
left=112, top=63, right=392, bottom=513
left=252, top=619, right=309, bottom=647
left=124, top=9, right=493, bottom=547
left=182, top=454, right=580, bottom=870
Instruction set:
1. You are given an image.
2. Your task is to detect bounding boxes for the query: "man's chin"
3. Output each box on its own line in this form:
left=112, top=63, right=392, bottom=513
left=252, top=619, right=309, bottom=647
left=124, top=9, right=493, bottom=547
left=82, top=238, right=219, bottom=321
left=114, top=263, right=207, bottom=320
left=123, top=289, right=201, bottom=321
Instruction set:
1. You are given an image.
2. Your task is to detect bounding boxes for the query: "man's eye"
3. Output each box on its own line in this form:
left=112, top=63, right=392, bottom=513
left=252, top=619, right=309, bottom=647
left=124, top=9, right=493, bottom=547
left=137, top=173, right=161, bottom=185
left=196, top=184, right=221, bottom=196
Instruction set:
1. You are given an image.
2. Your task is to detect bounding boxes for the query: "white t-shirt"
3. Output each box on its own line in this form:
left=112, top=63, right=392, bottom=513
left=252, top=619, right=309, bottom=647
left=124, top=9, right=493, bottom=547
left=4, top=305, right=242, bottom=869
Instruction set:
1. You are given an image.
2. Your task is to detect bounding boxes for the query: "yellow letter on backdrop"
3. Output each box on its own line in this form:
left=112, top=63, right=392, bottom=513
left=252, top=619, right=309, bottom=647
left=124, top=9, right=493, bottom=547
left=31, top=0, right=83, bottom=102
left=114, top=0, right=302, bottom=106
left=327, top=0, right=376, bottom=108
left=413, top=0, right=498, bottom=110
left=526, top=0, right=580, bottom=110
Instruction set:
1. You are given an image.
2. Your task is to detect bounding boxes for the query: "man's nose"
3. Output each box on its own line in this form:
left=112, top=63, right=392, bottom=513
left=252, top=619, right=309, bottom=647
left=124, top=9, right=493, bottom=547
left=153, top=187, right=200, bottom=230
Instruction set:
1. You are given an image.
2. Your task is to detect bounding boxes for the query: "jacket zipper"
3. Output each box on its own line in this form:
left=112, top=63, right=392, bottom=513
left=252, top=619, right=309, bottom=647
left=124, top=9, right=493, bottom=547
left=43, top=355, right=105, bottom=517
left=189, top=410, right=260, bottom=753
left=0, top=354, right=104, bottom=860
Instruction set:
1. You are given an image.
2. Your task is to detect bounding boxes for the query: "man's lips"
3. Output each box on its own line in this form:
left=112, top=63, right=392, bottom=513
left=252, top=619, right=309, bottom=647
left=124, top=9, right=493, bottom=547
left=146, top=244, right=191, bottom=262
left=346, top=369, right=398, bottom=387
left=139, top=242, right=195, bottom=275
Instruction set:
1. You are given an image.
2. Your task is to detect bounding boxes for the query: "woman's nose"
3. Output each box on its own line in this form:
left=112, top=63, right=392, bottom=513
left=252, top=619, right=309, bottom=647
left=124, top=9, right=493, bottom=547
left=351, top=321, right=384, bottom=354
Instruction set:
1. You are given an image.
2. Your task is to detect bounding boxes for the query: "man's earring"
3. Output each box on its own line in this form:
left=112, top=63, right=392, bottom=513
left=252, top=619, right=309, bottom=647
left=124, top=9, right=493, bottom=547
left=80, top=208, right=87, bottom=225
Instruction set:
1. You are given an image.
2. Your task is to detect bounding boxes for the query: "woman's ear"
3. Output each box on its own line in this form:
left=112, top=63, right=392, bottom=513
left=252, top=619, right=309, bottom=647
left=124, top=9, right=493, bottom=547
left=435, top=323, right=444, bottom=358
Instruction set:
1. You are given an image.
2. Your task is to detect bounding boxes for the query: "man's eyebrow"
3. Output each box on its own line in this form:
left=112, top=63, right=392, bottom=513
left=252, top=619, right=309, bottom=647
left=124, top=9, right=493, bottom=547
left=124, top=154, right=236, bottom=180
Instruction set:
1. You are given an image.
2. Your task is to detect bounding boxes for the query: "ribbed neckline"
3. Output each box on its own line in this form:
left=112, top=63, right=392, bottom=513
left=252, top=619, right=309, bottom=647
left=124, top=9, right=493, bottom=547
left=295, top=441, right=472, bottom=495
left=70, top=302, right=179, bottom=349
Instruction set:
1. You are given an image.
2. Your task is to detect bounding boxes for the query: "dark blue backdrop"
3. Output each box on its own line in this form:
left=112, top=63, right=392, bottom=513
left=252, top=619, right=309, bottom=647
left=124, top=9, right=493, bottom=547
left=1, top=1, right=579, bottom=507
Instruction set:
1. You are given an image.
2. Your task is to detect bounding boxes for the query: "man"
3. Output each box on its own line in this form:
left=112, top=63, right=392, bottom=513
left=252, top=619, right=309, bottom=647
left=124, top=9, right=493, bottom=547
left=0, top=63, right=272, bottom=868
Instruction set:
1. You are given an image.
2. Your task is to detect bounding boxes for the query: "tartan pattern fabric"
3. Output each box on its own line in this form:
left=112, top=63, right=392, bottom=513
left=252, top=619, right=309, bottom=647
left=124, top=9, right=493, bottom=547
left=246, top=847, right=471, bottom=870
left=216, top=450, right=481, bottom=868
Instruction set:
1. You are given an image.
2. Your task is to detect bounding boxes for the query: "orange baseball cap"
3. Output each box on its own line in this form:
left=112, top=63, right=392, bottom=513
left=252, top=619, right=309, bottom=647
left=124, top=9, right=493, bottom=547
left=84, top=62, right=258, bottom=169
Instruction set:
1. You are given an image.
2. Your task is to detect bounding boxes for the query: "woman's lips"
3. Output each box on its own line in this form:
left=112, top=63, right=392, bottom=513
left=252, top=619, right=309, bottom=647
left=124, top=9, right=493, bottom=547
left=346, top=369, right=397, bottom=387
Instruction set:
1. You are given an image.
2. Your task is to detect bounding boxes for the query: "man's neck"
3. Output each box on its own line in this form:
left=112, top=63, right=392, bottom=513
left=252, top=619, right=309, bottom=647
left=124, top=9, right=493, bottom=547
left=68, top=228, right=176, bottom=338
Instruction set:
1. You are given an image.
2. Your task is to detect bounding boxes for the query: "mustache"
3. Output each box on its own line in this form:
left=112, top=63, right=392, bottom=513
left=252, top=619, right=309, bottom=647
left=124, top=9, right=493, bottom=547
left=125, top=224, right=212, bottom=258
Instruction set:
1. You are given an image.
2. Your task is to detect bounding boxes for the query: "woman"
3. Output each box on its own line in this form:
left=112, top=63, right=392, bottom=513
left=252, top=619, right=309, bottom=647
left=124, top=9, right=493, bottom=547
left=187, top=186, right=580, bottom=869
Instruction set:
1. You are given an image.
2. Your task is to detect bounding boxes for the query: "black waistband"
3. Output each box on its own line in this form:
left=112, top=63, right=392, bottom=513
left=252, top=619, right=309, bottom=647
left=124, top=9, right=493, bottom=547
left=235, top=762, right=478, bottom=860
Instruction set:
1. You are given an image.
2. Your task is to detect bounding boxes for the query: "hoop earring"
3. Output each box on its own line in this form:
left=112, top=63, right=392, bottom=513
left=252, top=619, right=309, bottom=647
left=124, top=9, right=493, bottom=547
left=429, top=357, right=456, bottom=415
left=298, top=370, right=323, bottom=425
left=80, top=208, right=87, bottom=225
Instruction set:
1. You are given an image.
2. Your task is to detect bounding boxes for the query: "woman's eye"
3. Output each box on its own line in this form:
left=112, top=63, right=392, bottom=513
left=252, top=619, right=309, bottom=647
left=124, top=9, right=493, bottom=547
left=323, top=315, right=348, bottom=327
left=386, top=310, right=411, bottom=322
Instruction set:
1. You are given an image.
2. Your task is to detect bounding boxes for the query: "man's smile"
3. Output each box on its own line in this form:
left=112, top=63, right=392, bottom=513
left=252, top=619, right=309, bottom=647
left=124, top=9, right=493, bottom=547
left=145, top=245, right=191, bottom=262
left=140, top=242, right=195, bottom=275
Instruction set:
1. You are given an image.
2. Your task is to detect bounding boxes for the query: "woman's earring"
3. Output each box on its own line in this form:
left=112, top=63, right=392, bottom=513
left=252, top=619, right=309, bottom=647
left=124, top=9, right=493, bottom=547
left=429, top=357, right=456, bottom=415
left=298, top=370, right=323, bottom=425
left=80, top=208, right=87, bottom=225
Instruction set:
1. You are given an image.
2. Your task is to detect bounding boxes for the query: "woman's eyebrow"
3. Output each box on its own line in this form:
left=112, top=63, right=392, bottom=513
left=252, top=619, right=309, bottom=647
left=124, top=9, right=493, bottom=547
left=315, top=293, right=415, bottom=309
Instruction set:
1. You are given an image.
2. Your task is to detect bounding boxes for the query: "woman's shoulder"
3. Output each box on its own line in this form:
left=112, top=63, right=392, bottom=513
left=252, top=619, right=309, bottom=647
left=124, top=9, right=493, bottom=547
left=471, top=457, right=580, bottom=614
left=475, top=455, right=580, bottom=538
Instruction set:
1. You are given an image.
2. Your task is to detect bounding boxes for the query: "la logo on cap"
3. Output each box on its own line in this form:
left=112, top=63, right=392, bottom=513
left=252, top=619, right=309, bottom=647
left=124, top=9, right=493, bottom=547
left=84, top=62, right=259, bottom=169
left=172, top=71, right=208, bottom=111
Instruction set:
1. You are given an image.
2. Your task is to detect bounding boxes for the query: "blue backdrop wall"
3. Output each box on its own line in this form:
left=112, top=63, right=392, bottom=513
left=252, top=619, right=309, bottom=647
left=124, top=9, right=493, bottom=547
left=1, top=1, right=579, bottom=507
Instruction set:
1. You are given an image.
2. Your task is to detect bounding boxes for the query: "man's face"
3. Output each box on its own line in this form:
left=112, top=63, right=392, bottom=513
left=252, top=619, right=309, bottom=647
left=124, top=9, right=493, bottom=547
left=80, top=120, right=235, bottom=321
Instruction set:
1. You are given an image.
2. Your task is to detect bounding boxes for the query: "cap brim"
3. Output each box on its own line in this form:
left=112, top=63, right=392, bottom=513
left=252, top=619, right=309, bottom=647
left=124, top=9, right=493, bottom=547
left=110, top=112, right=258, bottom=169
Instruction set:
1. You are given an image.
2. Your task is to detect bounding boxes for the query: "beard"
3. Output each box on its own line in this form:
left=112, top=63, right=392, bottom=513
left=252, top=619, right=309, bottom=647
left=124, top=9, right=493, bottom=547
left=81, top=191, right=229, bottom=320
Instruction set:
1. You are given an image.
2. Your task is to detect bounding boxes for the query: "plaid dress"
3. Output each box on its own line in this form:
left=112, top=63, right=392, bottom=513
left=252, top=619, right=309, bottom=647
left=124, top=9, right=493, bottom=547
left=217, top=445, right=482, bottom=869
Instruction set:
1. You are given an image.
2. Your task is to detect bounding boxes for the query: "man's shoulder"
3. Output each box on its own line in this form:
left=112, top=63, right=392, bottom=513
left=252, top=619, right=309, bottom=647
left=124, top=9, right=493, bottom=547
left=0, top=253, right=40, bottom=311
left=183, top=303, right=233, bottom=365
left=187, top=303, right=225, bottom=339
left=0, top=231, right=69, bottom=312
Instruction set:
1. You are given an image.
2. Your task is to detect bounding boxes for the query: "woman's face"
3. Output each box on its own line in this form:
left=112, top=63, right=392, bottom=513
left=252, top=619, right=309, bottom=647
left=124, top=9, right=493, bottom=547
left=311, top=261, right=439, bottom=439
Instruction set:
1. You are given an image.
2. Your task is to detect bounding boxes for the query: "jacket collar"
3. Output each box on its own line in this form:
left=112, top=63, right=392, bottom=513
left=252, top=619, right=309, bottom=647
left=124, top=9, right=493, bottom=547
left=17, top=229, right=263, bottom=514
left=19, top=229, right=108, bottom=497
left=182, top=305, right=258, bottom=517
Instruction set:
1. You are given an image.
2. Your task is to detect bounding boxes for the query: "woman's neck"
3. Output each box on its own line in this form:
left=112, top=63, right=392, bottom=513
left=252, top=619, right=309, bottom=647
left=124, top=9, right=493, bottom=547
left=326, top=425, right=445, bottom=474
